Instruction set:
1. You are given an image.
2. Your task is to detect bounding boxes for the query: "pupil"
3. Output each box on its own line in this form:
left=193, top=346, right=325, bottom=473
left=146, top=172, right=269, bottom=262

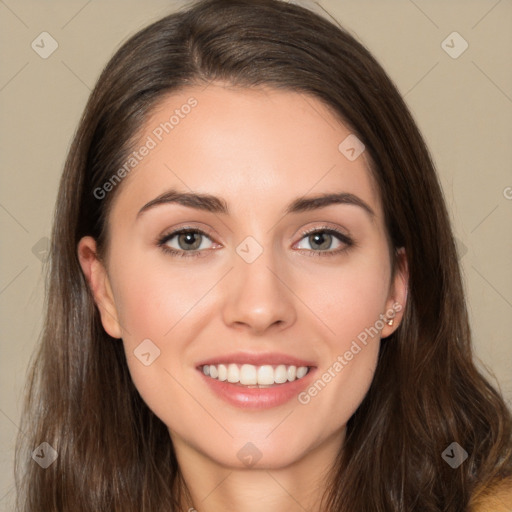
left=311, top=233, right=331, bottom=250
left=180, top=232, right=200, bottom=250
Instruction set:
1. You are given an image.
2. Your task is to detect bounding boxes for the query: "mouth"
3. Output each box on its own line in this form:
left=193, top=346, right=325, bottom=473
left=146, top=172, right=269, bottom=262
left=195, top=354, right=316, bottom=409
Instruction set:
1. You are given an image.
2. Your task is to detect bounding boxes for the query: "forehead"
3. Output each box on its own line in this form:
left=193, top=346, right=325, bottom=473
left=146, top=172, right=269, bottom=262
left=109, top=83, right=382, bottom=222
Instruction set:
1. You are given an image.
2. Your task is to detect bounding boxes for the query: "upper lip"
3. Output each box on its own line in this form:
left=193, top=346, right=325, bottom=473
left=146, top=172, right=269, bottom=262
left=196, top=352, right=316, bottom=369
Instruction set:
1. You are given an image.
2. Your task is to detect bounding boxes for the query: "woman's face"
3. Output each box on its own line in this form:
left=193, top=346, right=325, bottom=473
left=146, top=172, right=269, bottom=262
left=79, top=83, right=407, bottom=470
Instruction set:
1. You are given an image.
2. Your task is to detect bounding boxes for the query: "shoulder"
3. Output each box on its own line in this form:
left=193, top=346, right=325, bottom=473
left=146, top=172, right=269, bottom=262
left=469, top=477, right=512, bottom=512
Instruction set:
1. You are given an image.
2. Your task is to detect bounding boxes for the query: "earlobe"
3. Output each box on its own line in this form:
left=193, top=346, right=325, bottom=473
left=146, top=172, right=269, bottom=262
left=77, top=236, right=123, bottom=339
left=382, top=247, right=409, bottom=338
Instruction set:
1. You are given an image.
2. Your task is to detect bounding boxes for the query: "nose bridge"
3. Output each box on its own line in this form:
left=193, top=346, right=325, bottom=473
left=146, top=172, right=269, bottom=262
left=221, top=235, right=296, bottom=333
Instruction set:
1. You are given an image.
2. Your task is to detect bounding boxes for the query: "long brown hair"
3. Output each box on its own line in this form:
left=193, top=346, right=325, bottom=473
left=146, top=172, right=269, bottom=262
left=15, top=0, right=512, bottom=510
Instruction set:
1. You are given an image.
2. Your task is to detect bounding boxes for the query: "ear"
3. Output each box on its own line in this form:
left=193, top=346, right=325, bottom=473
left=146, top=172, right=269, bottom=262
left=77, top=236, right=123, bottom=339
left=381, top=247, right=408, bottom=339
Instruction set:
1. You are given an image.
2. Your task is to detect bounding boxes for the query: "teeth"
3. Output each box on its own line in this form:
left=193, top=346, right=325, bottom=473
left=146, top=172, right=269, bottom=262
left=201, top=363, right=310, bottom=386
left=274, top=365, right=288, bottom=384
left=241, top=364, right=257, bottom=385
left=296, top=366, right=308, bottom=379
left=257, top=365, right=274, bottom=385
left=218, top=364, right=227, bottom=381
left=227, top=363, right=239, bottom=383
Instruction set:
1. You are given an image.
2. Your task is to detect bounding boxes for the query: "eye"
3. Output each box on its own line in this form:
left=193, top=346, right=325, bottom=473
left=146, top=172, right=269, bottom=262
left=157, top=225, right=354, bottom=259
left=157, top=228, right=215, bottom=258
left=294, top=227, right=354, bottom=257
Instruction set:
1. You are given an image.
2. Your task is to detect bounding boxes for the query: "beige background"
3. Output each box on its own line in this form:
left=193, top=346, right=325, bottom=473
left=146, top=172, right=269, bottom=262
left=1, top=0, right=511, bottom=509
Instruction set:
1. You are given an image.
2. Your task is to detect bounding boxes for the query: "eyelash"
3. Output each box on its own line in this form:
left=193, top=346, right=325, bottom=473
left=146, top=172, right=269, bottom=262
left=156, top=225, right=354, bottom=259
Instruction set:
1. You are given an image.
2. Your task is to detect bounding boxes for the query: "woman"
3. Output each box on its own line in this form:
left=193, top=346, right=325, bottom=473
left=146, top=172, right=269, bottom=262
left=15, top=0, right=512, bottom=510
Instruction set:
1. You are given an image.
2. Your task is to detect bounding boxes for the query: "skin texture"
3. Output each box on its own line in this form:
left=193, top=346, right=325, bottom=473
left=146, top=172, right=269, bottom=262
left=78, top=83, right=408, bottom=512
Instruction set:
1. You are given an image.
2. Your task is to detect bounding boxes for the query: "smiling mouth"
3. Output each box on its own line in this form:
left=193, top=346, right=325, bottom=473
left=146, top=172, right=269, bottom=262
left=201, top=363, right=312, bottom=387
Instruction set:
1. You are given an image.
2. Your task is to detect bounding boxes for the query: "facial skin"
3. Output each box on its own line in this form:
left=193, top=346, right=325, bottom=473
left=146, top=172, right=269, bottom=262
left=78, top=83, right=408, bottom=512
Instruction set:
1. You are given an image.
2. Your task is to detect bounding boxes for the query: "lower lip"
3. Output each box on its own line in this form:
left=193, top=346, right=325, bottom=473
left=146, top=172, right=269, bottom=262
left=198, top=368, right=316, bottom=409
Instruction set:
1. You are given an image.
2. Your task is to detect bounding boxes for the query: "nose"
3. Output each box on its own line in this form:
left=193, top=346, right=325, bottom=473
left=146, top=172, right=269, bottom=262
left=221, top=247, right=297, bottom=335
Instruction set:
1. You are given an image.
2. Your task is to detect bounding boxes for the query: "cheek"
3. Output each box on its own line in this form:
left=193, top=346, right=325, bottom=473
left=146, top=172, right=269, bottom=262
left=294, top=254, right=389, bottom=420
left=303, top=253, right=391, bottom=346
left=106, top=257, right=217, bottom=425
left=112, top=265, right=194, bottom=429
left=111, top=255, right=211, bottom=343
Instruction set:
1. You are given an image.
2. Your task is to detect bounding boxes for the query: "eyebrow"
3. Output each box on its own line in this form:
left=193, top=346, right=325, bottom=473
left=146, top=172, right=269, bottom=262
left=136, top=189, right=375, bottom=219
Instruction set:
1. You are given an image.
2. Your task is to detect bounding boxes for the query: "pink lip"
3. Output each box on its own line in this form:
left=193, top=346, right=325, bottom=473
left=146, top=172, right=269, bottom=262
left=198, top=368, right=317, bottom=409
left=196, top=353, right=317, bottom=409
left=196, top=352, right=316, bottom=368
